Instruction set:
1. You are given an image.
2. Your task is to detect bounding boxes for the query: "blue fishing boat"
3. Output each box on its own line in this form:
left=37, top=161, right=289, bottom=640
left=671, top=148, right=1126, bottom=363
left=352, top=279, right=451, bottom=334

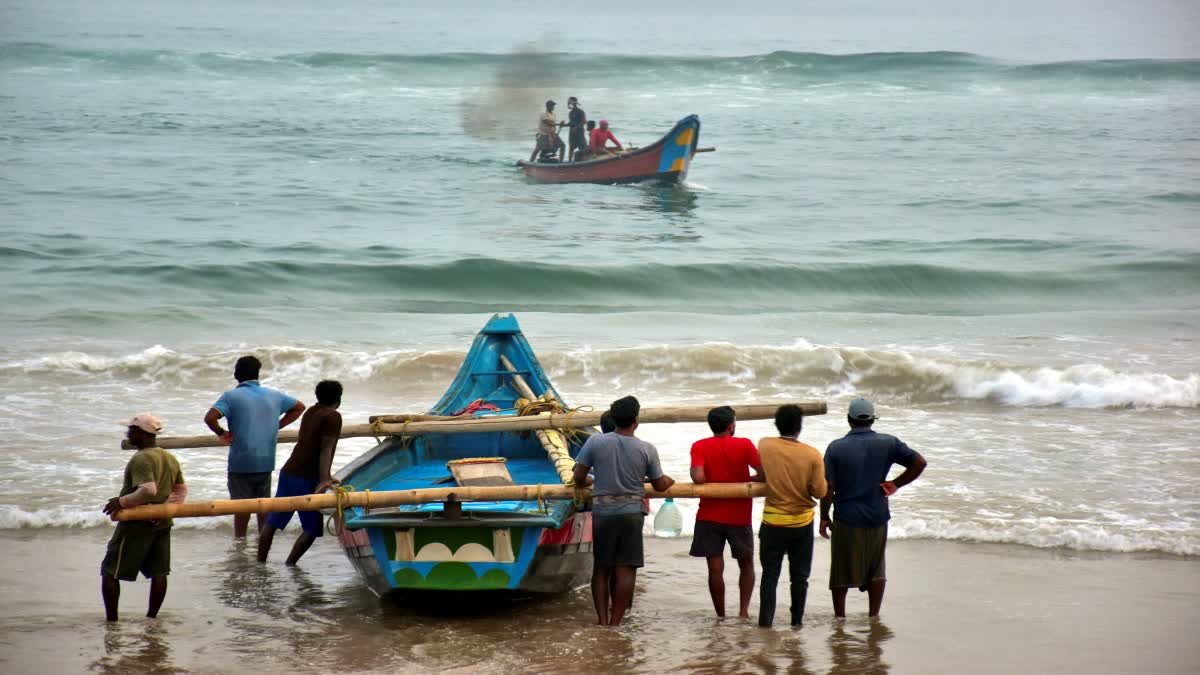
left=333, top=314, right=593, bottom=596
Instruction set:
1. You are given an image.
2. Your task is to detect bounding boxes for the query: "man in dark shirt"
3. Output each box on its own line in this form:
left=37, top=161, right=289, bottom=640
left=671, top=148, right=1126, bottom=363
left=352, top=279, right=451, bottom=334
left=819, top=398, right=926, bottom=618
left=565, top=96, right=587, bottom=162
left=257, top=380, right=343, bottom=565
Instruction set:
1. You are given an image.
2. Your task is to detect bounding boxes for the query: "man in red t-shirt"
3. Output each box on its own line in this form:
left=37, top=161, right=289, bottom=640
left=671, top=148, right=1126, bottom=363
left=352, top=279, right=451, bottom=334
left=589, top=119, right=623, bottom=155
left=690, top=405, right=763, bottom=618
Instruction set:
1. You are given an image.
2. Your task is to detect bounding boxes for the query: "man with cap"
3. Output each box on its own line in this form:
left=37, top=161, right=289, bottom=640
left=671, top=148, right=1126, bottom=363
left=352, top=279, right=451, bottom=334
left=819, top=398, right=926, bottom=618
left=101, top=414, right=187, bottom=621
left=530, top=99, right=566, bottom=162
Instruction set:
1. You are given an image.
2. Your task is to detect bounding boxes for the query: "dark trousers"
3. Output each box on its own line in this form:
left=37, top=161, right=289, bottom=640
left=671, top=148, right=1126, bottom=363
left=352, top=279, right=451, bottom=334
left=758, top=521, right=814, bottom=627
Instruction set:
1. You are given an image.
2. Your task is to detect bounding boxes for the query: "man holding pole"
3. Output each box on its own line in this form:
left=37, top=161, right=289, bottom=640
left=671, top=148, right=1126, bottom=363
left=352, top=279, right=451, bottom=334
left=204, top=355, right=305, bottom=539
left=101, top=414, right=187, bottom=621
left=689, top=405, right=762, bottom=619
left=573, top=395, right=675, bottom=626
left=258, top=380, right=343, bottom=565
left=820, top=398, right=926, bottom=618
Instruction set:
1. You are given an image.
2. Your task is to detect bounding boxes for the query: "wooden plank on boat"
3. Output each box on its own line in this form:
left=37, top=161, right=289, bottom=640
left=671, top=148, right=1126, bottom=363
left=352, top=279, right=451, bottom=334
left=112, top=481, right=768, bottom=521
left=126, top=401, right=827, bottom=450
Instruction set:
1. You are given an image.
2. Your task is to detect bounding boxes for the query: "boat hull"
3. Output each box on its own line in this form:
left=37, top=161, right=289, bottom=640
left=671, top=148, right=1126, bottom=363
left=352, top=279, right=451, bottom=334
left=518, top=115, right=700, bottom=185
left=334, top=314, right=596, bottom=596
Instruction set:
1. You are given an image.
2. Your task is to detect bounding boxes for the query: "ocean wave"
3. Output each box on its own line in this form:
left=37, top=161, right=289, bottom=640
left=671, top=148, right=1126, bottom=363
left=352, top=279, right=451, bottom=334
left=891, top=517, right=1198, bottom=556
left=5, top=342, right=1196, bottom=409
left=0, top=504, right=226, bottom=530
left=12, top=255, right=1200, bottom=316
left=3, top=42, right=1196, bottom=83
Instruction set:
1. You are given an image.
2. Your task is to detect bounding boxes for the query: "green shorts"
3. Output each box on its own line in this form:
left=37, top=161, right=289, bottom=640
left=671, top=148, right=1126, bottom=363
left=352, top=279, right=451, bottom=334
left=829, top=522, right=887, bottom=591
left=101, top=522, right=171, bottom=581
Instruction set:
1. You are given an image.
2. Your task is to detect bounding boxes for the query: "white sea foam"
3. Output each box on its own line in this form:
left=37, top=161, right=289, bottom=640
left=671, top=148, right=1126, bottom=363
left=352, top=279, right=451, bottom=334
left=5, top=343, right=1198, bottom=409
left=891, top=517, right=1199, bottom=556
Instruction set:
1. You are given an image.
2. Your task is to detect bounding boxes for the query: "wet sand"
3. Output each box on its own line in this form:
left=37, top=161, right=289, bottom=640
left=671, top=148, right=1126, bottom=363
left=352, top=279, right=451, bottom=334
left=1, top=527, right=1196, bottom=674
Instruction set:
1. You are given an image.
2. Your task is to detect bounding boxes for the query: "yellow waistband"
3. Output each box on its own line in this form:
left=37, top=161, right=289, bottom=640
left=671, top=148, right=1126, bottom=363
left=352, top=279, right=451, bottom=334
left=762, top=504, right=814, bottom=528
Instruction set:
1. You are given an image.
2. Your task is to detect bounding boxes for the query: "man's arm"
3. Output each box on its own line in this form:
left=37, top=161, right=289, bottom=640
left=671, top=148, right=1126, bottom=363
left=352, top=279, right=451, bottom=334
left=690, top=465, right=706, bottom=483
left=751, top=464, right=765, bottom=483
left=572, top=462, right=592, bottom=487
left=649, top=474, right=675, bottom=492
left=883, top=451, right=927, bottom=495
left=167, top=482, right=188, bottom=504
left=278, top=400, right=305, bottom=429
left=314, top=433, right=341, bottom=493
left=205, top=408, right=232, bottom=445
left=809, top=452, right=827, bottom=499
left=818, top=482, right=835, bottom=539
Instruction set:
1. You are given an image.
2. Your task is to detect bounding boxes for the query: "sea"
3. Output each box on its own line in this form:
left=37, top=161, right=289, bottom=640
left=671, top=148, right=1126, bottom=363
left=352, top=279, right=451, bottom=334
left=1, top=0, right=1198, bottom=672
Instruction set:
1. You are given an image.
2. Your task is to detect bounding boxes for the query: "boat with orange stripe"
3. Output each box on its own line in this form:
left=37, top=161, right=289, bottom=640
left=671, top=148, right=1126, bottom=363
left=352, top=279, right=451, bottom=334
left=517, top=115, right=709, bottom=185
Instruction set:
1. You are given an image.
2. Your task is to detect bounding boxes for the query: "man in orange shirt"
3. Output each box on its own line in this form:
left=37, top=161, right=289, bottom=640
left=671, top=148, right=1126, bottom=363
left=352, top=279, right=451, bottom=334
left=756, top=404, right=826, bottom=627
left=689, top=406, right=763, bottom=619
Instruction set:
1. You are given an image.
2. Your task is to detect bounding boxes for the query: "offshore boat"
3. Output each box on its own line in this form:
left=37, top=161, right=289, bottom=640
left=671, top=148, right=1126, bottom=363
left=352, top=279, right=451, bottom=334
left=517, top=115, right=703, bottom=185
left=332, top=314, right=593, bottom=596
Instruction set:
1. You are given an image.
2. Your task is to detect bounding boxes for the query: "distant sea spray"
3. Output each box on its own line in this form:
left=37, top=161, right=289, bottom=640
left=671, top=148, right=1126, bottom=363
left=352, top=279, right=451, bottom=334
left=5, top=342, right=1197, bottom=409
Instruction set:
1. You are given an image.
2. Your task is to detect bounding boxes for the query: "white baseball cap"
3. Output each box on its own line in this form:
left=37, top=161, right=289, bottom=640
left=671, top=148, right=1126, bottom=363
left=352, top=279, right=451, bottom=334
left=118, top=413, right=163, bottom=434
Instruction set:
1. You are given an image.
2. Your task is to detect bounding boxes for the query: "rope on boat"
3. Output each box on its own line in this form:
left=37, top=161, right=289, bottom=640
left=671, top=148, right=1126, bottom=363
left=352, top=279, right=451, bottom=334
left=515, top=394, right=593, bottom=487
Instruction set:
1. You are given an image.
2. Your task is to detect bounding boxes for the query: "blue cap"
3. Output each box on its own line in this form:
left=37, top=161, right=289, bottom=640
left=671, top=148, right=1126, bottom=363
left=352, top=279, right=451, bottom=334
left=848, top=398, right=876, bottom=421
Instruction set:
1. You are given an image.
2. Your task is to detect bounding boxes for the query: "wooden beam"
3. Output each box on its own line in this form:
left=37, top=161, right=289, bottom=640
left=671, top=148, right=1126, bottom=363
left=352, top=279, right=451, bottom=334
left=113, top=481, right=767, bottom=521
left=125, top=401, right=827, bottom=450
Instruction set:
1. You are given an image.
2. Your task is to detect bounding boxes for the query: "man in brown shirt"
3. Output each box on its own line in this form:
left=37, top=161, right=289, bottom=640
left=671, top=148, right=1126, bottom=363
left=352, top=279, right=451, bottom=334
left=257, top=380, right=343, bottom=565
left=756, top=404, right=827, bottom=627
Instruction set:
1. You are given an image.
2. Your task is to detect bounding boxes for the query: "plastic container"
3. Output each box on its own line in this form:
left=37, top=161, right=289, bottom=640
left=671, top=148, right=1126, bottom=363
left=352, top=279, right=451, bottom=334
left=653, top=497, right=683, bottom=537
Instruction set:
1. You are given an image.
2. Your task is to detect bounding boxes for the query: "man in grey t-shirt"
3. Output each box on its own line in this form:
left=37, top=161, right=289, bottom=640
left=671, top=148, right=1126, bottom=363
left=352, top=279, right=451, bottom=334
left=573, top=396, right=675, bottom=626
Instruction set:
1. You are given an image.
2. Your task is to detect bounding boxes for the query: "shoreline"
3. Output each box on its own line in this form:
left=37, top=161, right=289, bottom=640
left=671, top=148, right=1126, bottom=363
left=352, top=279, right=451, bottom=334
left=2, top=527, right=1196, bottom=674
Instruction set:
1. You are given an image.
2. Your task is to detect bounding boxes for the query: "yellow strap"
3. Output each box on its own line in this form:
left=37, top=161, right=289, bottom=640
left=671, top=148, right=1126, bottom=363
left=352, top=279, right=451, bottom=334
left=334, top=485, right=355, bottom=534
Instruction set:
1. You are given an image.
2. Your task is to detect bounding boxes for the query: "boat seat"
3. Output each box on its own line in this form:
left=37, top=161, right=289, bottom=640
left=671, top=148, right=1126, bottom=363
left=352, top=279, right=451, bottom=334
left=446, top=457, right=514, bottom=487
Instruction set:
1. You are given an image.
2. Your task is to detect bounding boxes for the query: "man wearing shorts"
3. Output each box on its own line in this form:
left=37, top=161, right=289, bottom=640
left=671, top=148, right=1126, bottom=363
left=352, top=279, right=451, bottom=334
left=205, top=355, right=305, bottom=539
left=572, top=395, right=675, bottom=626
left=257, top=380, right=343, bottom=565
left=101, top=413, right=187, bottom=621
left=689, top=405, right=762, bottom=619
left=820, top=398, right=927, bottom=617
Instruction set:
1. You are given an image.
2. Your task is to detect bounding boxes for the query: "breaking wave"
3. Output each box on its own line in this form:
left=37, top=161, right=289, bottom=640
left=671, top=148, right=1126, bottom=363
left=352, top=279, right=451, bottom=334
left=4, top=342, right=1196, bottom=409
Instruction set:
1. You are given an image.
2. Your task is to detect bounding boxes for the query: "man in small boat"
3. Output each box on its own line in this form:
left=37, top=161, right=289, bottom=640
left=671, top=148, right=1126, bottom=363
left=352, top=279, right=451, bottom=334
left=689, top=406, right=763, bottom=619
left=529, top=99, right=565, bottom=163
left=574, top=120, right=598, bottom=162
left=257, top=380, right=343, bottom=566
left=820, top=398, right=927, bottom=618
left=755, top=404, right=826, bottom=628
left=101, top=414, right=187, bottom=621
left=204, top=355, right=305, bottom=539
left=589, top=119, right=623, bottom=156
left=572, top=395, right=675, bottom=626
left=565, top=96, right=587, bottom=162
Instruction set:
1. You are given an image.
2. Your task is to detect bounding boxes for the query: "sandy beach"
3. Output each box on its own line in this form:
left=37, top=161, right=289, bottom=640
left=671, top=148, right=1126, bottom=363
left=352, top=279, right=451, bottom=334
left=2, top=526, right=1195, bottom=674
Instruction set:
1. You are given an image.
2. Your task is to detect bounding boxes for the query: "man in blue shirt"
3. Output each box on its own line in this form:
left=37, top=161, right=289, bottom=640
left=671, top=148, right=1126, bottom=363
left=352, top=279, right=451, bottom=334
left=204, top=355, right=305, bottom=539
left=819, top=398, right=926, bottom=618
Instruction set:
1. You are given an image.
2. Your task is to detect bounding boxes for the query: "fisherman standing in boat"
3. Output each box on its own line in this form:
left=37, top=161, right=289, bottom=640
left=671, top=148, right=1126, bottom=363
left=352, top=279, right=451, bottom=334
left=573, top=395, right=675, bottom=626
left=565, top=96, right=587, bottom=162
left=689, top=406, right=763, bottom=619
left=204, top=356, right=305, bottom=539
left=101, top=414, right=187, bottom=621
left=820, top=398, right=927, bottom=618
left=257, top=380, right=343, bottom=566
left=529, top=99, right=565, bottom=163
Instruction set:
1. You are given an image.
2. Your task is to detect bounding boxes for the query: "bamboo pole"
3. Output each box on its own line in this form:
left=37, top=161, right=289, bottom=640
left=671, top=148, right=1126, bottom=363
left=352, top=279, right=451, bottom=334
left=497, top=354, right=575, bottom=486
left=128, top=401, right=827, bottom=450
left=113, top=481, right=767, bottom=521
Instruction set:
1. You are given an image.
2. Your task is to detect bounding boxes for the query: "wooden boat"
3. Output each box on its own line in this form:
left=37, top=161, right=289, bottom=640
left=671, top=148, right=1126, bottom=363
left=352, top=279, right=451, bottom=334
left=517, top=115, right=702, bottom=185
left=332, top=314, right=594, bottom=596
